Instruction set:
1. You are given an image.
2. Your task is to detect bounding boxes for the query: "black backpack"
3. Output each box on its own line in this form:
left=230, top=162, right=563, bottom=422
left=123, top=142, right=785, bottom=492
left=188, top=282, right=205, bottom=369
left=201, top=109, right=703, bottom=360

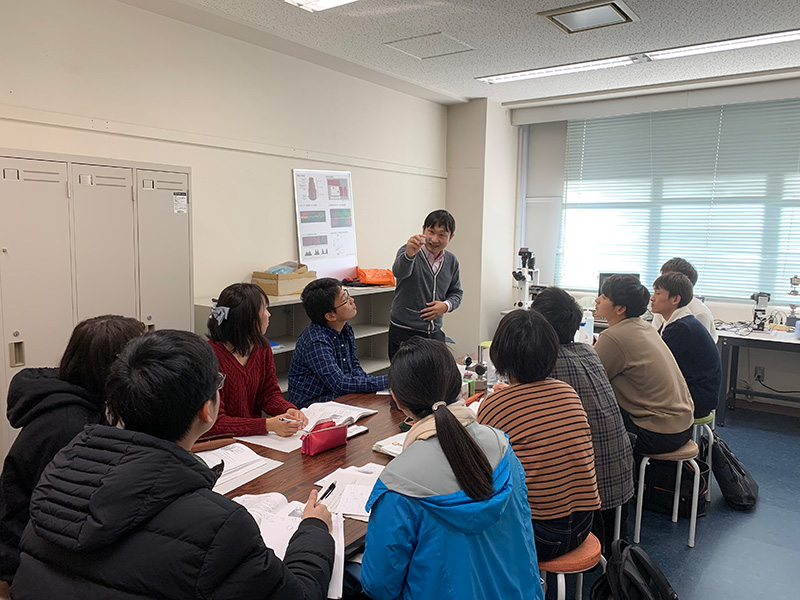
left=700, top=430, right=758, bottom=510
left=590, top=540, right=678, bottom=600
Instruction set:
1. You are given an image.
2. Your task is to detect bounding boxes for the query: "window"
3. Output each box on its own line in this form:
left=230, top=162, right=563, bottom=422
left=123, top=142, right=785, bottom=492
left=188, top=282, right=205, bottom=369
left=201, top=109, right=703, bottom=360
left=556, top=98, right=800, bottom=303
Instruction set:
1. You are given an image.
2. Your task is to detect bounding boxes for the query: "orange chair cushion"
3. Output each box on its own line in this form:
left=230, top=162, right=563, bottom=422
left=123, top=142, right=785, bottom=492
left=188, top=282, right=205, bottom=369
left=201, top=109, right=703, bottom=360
left=538, top=532, right=602, bottom=574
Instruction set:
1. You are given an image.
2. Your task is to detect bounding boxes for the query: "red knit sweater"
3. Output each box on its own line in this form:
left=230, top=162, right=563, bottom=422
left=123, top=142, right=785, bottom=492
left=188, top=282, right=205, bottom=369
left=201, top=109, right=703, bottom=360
left=205, top=341, right=296, bottom=438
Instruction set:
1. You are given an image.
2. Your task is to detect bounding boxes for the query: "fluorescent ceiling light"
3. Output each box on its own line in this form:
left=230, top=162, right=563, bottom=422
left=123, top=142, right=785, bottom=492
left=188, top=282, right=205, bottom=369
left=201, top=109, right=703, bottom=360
left=284, top=0, right=358, bottom=12
left=646, top=29, right=800, bottom=60
left=478, top=28, right=800, bottom=84
left=477, top=56, right=635, bottom=84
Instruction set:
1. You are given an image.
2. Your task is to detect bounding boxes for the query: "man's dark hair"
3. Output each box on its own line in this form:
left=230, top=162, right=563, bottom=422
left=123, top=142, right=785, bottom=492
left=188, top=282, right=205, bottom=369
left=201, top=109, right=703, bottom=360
left=660, top=257, right=698, bottom=286
left=490, top=310, right=559, bottom=384
left=653, top=272, right=693, bottom=308
left=423, top=209, right=456, bottom=235
left=601, top=274, right=651, bottom=318
left=107, top=330, right=218, bottom=442
left=59, top=315, right=146, bottom=400
left=531, top=287, right=582, bottom=344
left=208, top=283, right=269, bottom=355
left=389, top=338, right=492, bottom=500
left=301, top=277, right=342, bottom=326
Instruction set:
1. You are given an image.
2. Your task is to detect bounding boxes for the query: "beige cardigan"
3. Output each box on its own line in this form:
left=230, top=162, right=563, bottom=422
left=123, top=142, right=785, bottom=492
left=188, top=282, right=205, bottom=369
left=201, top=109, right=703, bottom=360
left=595, top=317, right=694, bottom=434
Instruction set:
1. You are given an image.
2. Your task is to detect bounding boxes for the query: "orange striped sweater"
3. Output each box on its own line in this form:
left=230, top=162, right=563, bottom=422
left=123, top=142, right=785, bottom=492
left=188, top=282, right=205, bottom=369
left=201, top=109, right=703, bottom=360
left=478, top=379, right=601, bottom=519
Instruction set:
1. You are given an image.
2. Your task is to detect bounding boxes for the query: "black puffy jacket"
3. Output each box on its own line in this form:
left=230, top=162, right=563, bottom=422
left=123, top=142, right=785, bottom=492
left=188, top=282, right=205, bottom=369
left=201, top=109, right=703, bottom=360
left=0, top=368, right=103, bottom=584
left=11, top=425, right=333, bottom=600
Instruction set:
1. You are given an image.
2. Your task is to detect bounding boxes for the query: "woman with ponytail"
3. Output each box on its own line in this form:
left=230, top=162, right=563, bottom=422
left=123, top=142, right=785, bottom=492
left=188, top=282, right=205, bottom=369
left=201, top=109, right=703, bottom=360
left=361, top=338, right=542, bottom=600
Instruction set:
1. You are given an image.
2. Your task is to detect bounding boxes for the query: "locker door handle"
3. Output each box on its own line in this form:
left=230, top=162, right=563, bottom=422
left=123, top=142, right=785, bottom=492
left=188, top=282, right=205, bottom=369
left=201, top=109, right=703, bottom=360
left=146, top=323, right=156, bottom=332
left=10, top=341, right=25, bottom=367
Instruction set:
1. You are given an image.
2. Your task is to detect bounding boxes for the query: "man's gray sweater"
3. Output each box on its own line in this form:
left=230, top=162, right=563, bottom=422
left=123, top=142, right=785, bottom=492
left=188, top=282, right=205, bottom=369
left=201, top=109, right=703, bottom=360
left=390, top=245, right=463, bottom=334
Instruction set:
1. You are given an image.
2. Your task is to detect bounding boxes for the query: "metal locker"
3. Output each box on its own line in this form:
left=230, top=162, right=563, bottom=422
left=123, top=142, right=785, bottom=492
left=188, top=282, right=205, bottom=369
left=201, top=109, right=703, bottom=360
left=136, top=170, right=192, bottom=332
left=0, top=157, right=74, bottom=455
left=72, top=164, right=137, bottom=321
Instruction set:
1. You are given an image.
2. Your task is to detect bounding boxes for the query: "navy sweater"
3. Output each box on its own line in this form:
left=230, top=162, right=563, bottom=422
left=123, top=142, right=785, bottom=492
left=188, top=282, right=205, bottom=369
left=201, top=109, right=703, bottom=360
left=661, top=315, right=722, bottom=418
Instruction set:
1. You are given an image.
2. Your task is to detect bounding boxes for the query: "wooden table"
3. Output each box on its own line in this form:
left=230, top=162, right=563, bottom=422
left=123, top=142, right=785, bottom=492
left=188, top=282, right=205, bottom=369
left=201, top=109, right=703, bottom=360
left=226, top=393, right=405, bottom=555
left=716, top=330, right=800, bottom=426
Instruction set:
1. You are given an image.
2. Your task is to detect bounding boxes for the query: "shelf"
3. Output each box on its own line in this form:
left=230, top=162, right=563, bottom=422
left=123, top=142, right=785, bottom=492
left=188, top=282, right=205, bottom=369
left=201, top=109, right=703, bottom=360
left=351, top=323, right=390, bottom=339
left=269, top=336, right=297, bottom=356
left=359, top=356, right=391, bottom=375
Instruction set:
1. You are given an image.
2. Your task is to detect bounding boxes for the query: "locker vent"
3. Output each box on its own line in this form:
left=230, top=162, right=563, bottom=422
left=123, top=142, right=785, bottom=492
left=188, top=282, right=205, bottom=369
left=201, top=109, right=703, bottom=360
left=21, top=169, right=61, bottom=183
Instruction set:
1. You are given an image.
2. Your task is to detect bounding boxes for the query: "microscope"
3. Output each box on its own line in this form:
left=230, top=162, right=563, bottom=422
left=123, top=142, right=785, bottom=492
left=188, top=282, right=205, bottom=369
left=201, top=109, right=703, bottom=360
left=512, top=248, right=541, bottom=309
left=750, top=292, right=770, bottom=331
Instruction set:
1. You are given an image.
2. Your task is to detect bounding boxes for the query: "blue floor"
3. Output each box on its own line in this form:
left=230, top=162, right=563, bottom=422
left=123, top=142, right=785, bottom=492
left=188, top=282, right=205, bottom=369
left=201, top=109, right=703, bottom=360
left=544, top=407, right=800, bottom=599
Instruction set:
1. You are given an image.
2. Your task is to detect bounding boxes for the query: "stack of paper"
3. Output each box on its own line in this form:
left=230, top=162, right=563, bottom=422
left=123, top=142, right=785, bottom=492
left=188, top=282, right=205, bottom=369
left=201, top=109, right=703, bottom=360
left=236, top=402, right=378, bottom=454
left=195, top=443, right=282, bottom=495
left=234, top=493, right=345, bottom=599
left=372, top=432, right=407, bottom=458
left=315, top=463, right=385, bottom=522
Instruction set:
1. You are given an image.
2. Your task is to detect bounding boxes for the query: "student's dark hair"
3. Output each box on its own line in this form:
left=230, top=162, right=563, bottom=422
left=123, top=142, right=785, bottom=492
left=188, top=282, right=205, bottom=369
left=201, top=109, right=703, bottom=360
left=389, top=338, right=493, bottom=500
left=601, top=274, right=651, bottom=318
left=301, top=277, right=342, bottom=326
left=531, top=287, right=582, bottom=344
left=490, top=310, right=559, bottom=383
left=653, top=272, right=693, bottom=308
left=423, top=209, right=456, bottom=235
left=106, top=330, right=218, bottom=442
left=660, top=257, right=698, bottom=285
left=58, top=315, right=146, bottom=401
left=208, top=283, right=269, bottom=356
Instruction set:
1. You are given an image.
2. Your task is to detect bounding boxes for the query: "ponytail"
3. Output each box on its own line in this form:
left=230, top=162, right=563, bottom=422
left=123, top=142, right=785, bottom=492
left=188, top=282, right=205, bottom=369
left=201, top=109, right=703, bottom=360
left=389, top=337, right=494, bottom=500
left=433, top=403, right=494, bottom=500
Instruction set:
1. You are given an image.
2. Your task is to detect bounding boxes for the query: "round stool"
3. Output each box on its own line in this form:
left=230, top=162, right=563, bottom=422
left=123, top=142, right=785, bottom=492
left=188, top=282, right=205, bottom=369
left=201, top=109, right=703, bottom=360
left=538, top=532, right=605, bottom=600
left=634, top=439, right=701, bottom=548
left=694, top=412, right=714, bottom=501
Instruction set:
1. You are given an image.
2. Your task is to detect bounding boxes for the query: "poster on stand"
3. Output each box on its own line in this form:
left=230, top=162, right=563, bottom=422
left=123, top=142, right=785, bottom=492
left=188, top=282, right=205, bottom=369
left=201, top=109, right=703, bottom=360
left=293, top=169, right=358, bottom=281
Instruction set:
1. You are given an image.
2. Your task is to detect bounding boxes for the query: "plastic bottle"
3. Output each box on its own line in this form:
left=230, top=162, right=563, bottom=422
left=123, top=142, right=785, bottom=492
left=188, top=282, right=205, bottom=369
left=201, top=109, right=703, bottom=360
left=583, top=310, right=595, bottom=344
left=575, top=314, right=587, bottom=342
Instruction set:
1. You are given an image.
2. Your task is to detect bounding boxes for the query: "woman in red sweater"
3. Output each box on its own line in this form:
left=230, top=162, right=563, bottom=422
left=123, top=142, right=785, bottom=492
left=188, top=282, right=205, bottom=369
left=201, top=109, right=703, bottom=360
left=205, top=283, right=307, bottom=438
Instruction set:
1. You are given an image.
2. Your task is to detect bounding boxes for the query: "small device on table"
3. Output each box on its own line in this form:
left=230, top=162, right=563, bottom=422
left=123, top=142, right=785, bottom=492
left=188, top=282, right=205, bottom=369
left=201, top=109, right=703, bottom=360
left=750, top=292, right=770, bottom=331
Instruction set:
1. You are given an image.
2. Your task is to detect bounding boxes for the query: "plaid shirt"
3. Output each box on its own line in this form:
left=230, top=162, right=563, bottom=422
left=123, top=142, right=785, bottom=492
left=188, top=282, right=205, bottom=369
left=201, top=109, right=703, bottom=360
left=288, top=322, right=388, bottom=408
left=551, top=342, right=634, bottom=509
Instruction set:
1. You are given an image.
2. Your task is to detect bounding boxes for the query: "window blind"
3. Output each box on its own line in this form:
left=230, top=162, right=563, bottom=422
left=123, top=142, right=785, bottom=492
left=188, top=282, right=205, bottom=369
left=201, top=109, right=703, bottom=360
left=556, top=97, right=800, bottom=304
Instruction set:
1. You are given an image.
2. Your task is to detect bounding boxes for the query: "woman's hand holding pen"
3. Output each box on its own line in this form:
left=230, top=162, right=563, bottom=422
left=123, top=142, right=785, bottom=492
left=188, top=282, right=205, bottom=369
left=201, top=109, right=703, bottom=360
left=285, top=408, right=309, bottom=428
left=302, top=489, right=332, bottom=532
left=266, top=414, right=302, bottom=437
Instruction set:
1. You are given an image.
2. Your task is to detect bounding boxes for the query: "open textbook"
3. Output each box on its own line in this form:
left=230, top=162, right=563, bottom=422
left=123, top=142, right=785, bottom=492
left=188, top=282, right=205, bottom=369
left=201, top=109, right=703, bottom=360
left=315, top=463, right=385, bottom=522
left=236, top=402, right=378, bottom=453
left=195, top=443, right=282, bottom=495
left=234, top=493, right=345, bottom=599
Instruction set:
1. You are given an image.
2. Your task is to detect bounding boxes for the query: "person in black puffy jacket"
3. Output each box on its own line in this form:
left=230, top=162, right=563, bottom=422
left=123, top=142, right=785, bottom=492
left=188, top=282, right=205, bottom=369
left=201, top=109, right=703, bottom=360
left=11, top=329, right=334, bottom=600
left=0, top=315, right=145, bottom=590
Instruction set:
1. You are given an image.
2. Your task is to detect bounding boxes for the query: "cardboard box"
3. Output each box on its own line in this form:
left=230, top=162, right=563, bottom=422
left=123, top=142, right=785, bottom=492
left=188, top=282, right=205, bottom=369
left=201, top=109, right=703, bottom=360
left=252, top=264, right=317, bottom=296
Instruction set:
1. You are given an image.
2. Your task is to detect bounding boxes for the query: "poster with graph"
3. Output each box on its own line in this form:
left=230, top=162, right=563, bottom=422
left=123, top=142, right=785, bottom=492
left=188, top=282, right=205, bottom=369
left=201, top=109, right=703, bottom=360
left=293, top=169, right=358, bottom=280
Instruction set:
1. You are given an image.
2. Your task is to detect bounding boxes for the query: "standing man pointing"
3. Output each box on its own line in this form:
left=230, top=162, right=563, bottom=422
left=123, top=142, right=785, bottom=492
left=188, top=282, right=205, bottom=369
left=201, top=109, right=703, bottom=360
left=389, top=210, right=463, bottom=359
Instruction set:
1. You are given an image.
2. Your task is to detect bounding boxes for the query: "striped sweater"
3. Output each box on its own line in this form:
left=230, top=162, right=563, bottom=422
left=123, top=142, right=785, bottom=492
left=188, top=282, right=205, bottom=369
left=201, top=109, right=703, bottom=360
left=477, top=379, right=601, bottom=519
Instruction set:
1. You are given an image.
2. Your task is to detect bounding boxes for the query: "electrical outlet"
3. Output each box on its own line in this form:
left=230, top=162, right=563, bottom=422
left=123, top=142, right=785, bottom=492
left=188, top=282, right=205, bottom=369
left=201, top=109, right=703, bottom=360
left=754, top=366, right=765, bottom=380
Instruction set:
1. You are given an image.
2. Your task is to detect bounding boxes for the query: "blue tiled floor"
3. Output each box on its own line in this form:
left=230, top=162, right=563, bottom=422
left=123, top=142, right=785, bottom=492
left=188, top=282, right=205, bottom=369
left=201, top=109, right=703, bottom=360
left=543, top=407, right=800, bottom=599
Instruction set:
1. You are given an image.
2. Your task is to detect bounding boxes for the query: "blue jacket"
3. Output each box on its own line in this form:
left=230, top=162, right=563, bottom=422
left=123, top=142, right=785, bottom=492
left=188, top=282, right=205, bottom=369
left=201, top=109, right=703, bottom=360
left=362, top=424, right=542, bottom=600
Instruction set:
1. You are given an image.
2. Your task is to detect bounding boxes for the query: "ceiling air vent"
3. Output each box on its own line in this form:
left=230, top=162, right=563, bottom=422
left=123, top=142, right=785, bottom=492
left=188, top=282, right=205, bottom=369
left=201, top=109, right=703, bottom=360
left=539, top=0, right=639, bottom=34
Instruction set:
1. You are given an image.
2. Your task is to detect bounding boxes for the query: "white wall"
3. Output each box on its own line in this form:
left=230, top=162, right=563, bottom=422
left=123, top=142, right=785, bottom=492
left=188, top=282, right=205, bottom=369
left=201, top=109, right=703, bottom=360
left=0, top=0, right=448, bottom=300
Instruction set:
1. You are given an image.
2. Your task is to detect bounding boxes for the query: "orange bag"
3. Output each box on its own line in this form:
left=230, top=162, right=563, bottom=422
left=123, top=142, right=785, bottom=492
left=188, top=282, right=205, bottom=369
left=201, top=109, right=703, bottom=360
left=357, top=267, right=395, bottom=286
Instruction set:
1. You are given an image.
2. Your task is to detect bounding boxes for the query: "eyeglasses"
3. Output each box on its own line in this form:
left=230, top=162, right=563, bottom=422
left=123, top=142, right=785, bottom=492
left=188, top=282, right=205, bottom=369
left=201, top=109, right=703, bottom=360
left=216, top=372, right=226, bottom=392
left=332, top=288, right=352, bottom=310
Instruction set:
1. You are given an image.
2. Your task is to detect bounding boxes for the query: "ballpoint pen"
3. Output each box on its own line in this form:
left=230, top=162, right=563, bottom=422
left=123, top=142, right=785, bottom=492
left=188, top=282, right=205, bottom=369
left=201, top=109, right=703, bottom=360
left=317, top=482, right=336, bottom=505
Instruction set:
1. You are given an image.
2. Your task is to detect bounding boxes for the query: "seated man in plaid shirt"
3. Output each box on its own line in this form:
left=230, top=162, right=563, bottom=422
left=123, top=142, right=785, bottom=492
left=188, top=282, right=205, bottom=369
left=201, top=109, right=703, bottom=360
left=288, top=278, right=388, bottom=408
left=531, top=287, right=634, bottom=553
